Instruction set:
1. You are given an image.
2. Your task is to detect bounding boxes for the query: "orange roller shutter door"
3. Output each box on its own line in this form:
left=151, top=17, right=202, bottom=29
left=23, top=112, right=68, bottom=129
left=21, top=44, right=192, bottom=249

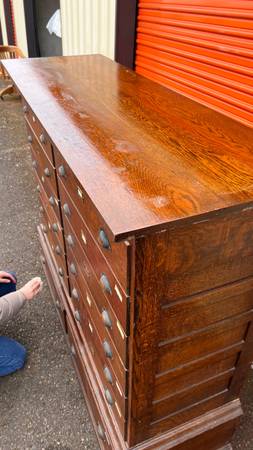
left=135, top=1, right=253, bottom=127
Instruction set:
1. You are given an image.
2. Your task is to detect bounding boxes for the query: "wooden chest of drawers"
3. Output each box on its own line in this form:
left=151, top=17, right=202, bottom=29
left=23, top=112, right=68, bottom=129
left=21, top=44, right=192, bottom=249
left=4, top=54, right=253, bottom=450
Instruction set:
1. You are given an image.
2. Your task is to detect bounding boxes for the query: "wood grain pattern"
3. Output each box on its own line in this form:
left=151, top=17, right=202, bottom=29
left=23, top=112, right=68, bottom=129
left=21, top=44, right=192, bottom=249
left=4, top=55, right=253, bottom=240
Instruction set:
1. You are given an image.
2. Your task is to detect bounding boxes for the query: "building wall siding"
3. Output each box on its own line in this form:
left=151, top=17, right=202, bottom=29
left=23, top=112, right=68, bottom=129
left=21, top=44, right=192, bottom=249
left=60, top=0, right=116, bottom=59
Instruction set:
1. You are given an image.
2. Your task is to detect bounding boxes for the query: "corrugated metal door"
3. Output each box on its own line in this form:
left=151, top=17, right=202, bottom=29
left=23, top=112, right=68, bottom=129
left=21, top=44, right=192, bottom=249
left=135, top=1, right=253, bottom=127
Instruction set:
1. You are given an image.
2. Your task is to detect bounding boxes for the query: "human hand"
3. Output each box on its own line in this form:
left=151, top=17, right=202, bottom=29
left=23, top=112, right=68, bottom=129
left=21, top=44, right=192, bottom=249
left=0, top=271, right=16, bottom=284
left=20, top=277, right=43, bottom=301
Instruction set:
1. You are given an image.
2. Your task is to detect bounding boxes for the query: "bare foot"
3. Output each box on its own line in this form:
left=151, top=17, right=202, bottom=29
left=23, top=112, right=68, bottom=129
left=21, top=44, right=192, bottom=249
left=20, top=277, right=43, bottom=301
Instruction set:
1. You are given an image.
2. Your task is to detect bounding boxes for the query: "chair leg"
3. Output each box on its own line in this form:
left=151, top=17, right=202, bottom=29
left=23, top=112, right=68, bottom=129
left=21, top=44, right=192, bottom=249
left=0, top=84, right=15, bottom=100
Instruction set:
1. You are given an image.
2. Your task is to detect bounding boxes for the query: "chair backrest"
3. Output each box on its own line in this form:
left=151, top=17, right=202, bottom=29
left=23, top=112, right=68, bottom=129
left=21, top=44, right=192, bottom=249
left=0, top=45, right=25, bottom=79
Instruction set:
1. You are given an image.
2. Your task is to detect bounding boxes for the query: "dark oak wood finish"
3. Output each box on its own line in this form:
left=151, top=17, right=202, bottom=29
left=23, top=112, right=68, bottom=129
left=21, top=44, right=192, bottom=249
left=4, top=54, right=253, bottom=450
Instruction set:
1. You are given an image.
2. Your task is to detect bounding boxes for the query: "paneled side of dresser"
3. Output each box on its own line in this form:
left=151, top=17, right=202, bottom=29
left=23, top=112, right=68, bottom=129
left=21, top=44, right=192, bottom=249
left=127, top=207, right=253, bottom=447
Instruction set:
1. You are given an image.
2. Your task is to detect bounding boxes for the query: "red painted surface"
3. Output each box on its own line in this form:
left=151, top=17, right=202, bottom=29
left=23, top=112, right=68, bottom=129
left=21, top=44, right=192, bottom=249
left=135, top=0, right=253, bottom=127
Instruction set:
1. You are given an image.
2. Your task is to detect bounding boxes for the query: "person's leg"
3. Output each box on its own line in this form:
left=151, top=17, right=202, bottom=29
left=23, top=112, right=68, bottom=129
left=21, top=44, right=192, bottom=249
left=0, top=336, right=26, bottom=376
left=0, top=272, right=26, bottom=376
left=0, top=271, right=17, bottom=297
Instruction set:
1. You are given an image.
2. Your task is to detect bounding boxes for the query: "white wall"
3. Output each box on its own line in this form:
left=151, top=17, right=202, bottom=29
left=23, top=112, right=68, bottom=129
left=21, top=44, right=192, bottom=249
left=12, top=0, right=28, bottom=55
left=60, top=0, right=116, bottom=59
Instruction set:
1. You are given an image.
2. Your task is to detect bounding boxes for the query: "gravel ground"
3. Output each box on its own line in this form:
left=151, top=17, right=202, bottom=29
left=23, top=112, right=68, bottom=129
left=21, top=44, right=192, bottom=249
left=0, top=90, right=99, bottom=450
left=0, top=88, right=253, bottom=450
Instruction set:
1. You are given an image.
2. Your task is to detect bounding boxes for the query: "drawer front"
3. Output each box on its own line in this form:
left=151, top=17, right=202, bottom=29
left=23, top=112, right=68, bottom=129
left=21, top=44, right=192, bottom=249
left=67, top=247, right=127, bottom=390
left=54, top=152, right=129, bottom=289
left=64, top=215, right=127, bottom=342
left=66, top=316, right=113, bottom=449
left=39, top=226, right=67, bottom=332
left=23, top=103, right=54, bottom=165
left=27, top=127, right=57, bottom=197
left=83, top=308, right=126, bottom=435
left=77, top=272, right=128, bottom=367
left=64, top=217, right=128, bottom=332
left=60, top=181, right=128, bottom=297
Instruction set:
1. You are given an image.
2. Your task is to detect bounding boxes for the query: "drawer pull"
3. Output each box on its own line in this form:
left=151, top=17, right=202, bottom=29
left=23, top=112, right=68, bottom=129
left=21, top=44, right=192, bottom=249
left=41, top=256, right=46, bottom=264
left=102, top=310, right=112, bottom=329
left=97, top=423, right=106, bottom=441
left=32, top=160, right=37, bottom=168
left=63, top=203, right=71, bottom=216
left=44, top=167, right=50, bottom=177
left=55, top=245, right=61, bottom=255
left=74, top=310, right=81, bottom=322
left=71, top=288, right=79, bottom=300
left=105, top=389, right=114, bottom=406
left=58, top=165, right=66, bottom=177
left=52, top=223, right=59, bottom=232
left=77, top=186, right=83, bottom=198
left=23, top=105, right=28, bottom=113
left=32, top=115, right=36, bottom=122
left=100, top=274, right=112, bottom=295
left=103, top=340, right=113, bottom=359
left=28, top=135, right=33, bottom=143
left=70, top=263, right=77, bottom=275
left=39, top=206, right=44, bottom=213
left=36, top=184, right=40, bottom=193
left=49, top=196, right=55, bottom=206
left=58, top=267, right=64, bottom=277
left=41, top=224, right=47, bottom=234
left=71, top=344, right=76, bottom=356
left=98, top=229, right=110, bottom=250
left=103, top=366, right=113, bottom=384
left=66, top=234, right=74, bottom=247
left=40, top=133, right=46, bottom=144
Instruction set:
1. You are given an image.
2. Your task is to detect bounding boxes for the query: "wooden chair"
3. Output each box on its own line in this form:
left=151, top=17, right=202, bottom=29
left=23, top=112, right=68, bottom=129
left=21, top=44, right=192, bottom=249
left=0, top=45, right=25, bottom=99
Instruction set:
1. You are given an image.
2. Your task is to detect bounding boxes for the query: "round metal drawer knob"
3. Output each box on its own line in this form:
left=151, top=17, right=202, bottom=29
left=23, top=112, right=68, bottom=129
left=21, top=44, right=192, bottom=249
left=67, top=234, right=74, bottom=247
left=98, top=229, right=110, bottom=250
left=58, top=267, right=64, bottom=277
left=63, top=203, right=71, bottom=216
left=71, top=345, right=76, bottom=356
left=23, top=105, right=28, bottom=113
left=44, top=167, right=50, bottom=177
left=52, top=223, right=58, bottom=232
left=102, top=310, right=112, bottom=329
left=97, top=424, right=106, bottom=441
left=55, top=300, right=60, bottom=309
left=41, top=256, right=46, bottom=264
left=58, top=165, right=66, bottom=177
left=28, top=135, right=32, bottom=143
left=40, top=133, right=46, bottom=144
left=39, top=206, right=44, bottom=213
left=55, top=245, right=61, bottom=255
left=74, top=310, right=81, bottom=322
left=71, top=288, right=79, bottom=300
left=103, top=366, right=113, bottom=384
left=103, top=340, right=113, bottom=359
left=104, top=389, right=114, bottom=406
left=32, top=160, right=37, bottom=168
left=100, top=274, right=112, bottom=295
left=36, top=184, right=40, bottom=193
left=70, top=263, right=77, bottom=275
left=49, top=196, right=55, bottom=206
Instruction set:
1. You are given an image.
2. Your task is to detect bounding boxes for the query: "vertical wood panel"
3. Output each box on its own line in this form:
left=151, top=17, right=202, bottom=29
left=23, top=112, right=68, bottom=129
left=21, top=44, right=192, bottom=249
left=135, top=1, right=253, bottom=127
left=60, top=0, right=116, bottom=59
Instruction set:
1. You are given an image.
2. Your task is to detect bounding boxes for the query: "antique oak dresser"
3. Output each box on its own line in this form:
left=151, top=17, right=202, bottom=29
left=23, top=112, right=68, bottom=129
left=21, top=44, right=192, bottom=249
left=3, top=55, right=253, bottom=450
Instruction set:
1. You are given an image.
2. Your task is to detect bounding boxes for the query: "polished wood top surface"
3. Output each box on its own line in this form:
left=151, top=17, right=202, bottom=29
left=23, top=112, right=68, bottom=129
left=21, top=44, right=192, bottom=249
left=4, top=55, right=253, bottom=240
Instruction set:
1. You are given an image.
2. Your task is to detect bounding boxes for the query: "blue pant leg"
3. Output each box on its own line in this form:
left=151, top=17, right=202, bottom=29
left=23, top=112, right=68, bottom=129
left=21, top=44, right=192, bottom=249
left=0, top=336, right=26, bottom=377
left=0, top=271, right=17, bottom=297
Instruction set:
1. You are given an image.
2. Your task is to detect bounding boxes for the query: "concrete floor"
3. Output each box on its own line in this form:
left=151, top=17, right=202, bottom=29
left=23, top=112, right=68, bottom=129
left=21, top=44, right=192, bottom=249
left=0, top=90, right=253, bottom=450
